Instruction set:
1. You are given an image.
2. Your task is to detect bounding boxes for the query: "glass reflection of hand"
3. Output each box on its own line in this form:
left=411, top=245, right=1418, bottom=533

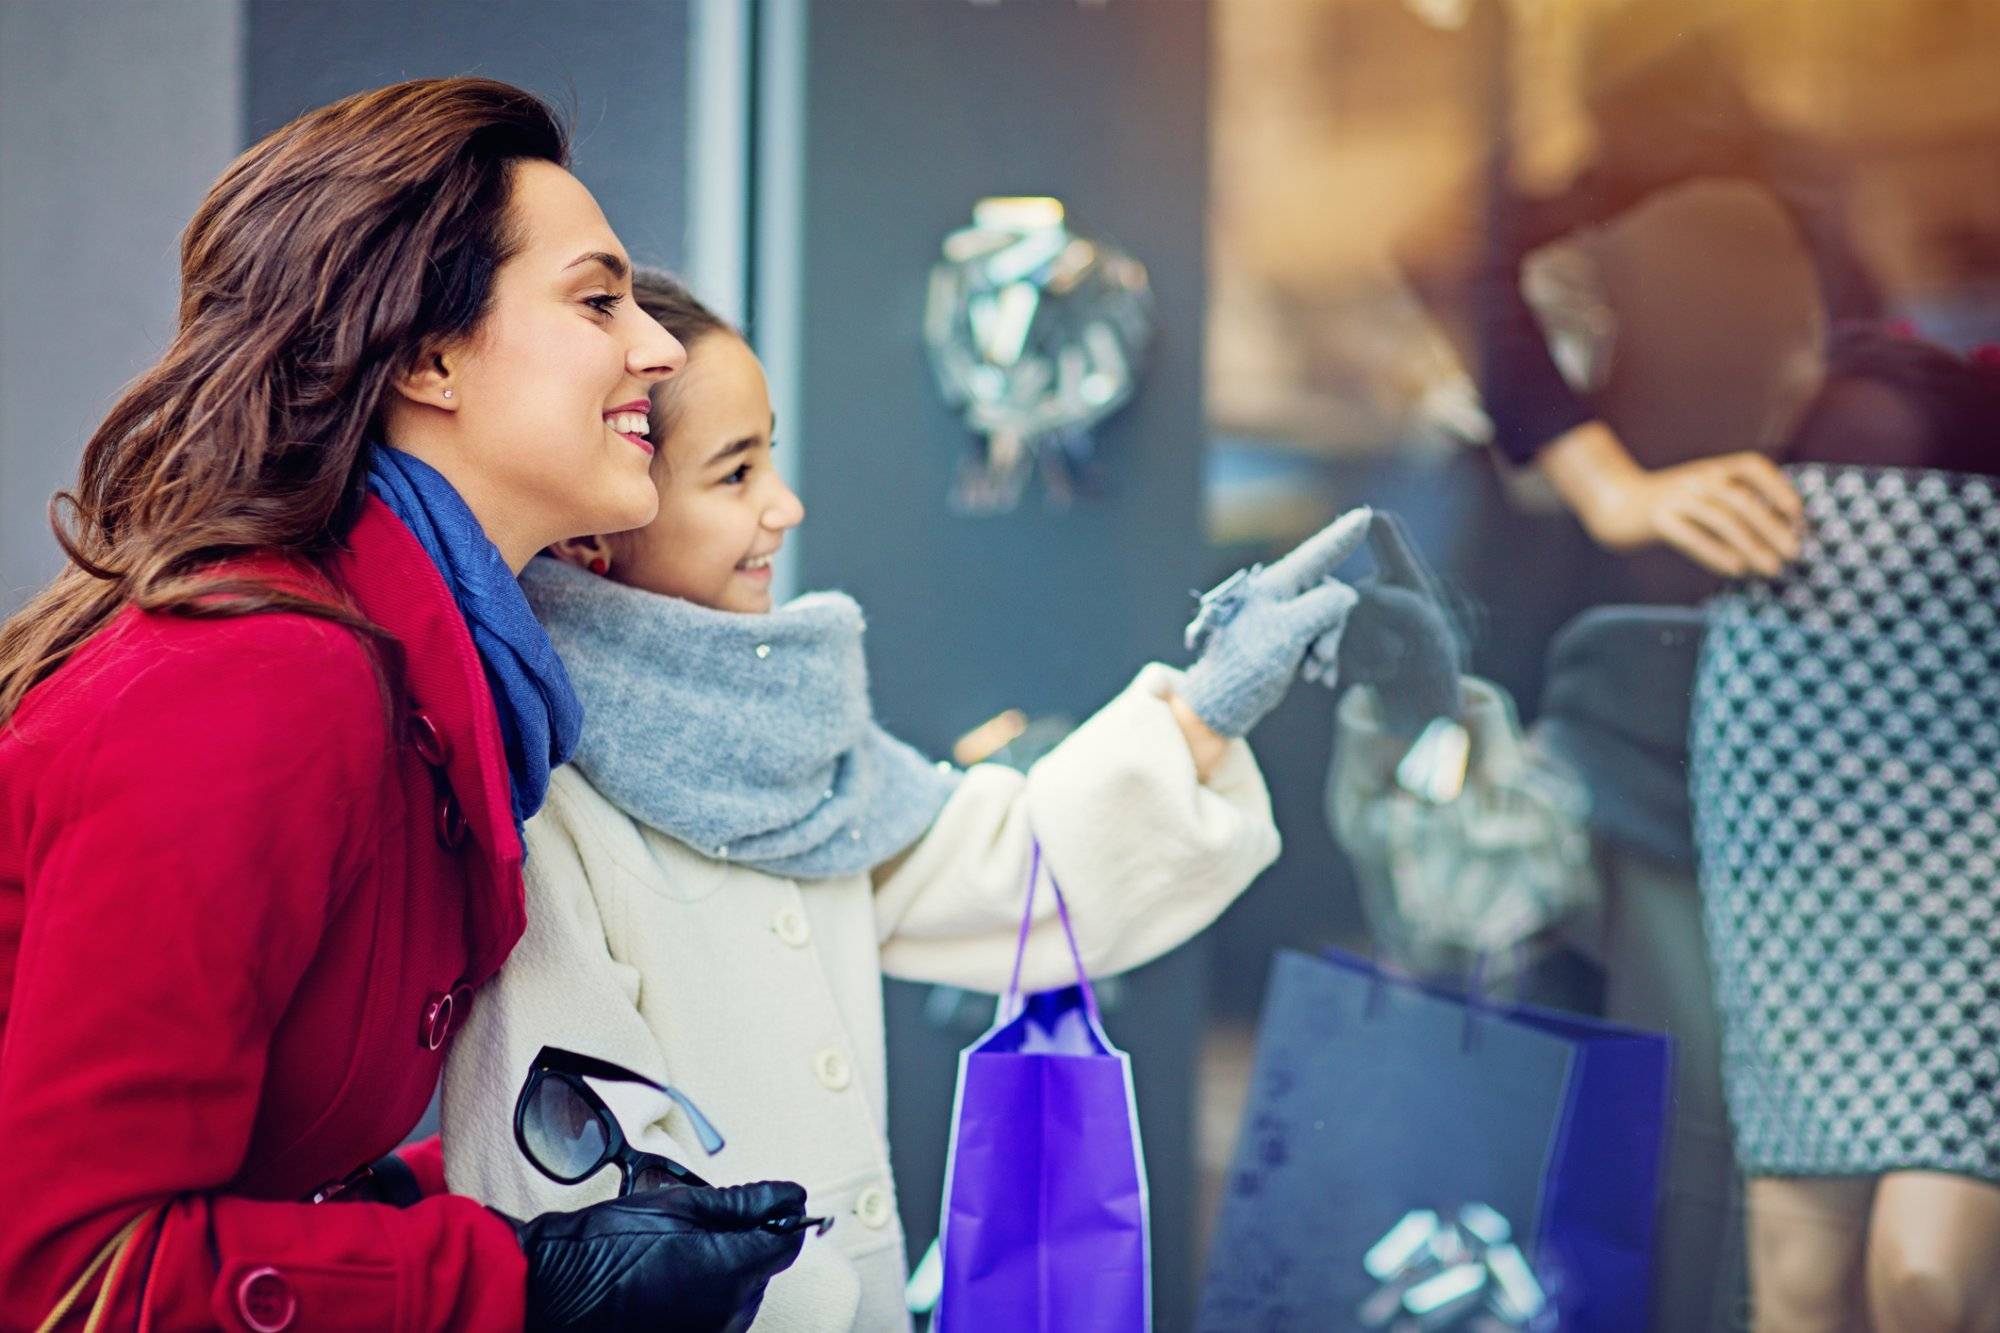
left=1541, top=421, right=1804, bottom=577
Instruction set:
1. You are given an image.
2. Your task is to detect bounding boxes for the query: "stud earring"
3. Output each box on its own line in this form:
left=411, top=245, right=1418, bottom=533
left=587, top=557, right=610, bottom=576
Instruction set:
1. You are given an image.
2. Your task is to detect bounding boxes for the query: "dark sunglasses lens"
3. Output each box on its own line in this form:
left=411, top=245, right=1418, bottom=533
left=631, top=1163, right=681, bottom=1194
left=522, top=1075, right=608, bottom=1182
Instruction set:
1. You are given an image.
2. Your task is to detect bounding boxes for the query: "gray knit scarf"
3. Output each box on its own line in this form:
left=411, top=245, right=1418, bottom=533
left=520, top=557, right=961, bottom=879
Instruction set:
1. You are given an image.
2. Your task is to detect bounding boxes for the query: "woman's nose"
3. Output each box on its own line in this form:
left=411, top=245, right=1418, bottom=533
left=630, top=314, right=686, bottom=384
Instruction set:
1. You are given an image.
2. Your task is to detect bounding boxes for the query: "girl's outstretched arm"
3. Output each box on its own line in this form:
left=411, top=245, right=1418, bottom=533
left=874, top=664, right=1281, bottom=995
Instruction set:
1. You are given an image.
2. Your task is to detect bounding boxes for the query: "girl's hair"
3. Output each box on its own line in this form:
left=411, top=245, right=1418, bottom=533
left=0, top=78, right=568, bottom=726
left=629, top=267, right=736, bottom=433
left=629, top=266, right=733, bottom=348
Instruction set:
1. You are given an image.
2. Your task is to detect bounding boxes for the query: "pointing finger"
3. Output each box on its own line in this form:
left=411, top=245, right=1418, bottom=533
left=1261, top=506, right=1373, bottom=595
left=1366, top=511, right=1438, bottom=596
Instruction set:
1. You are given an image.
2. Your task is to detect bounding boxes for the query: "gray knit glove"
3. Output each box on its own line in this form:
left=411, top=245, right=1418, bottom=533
left=1180, top=507, right=1371, bottom=738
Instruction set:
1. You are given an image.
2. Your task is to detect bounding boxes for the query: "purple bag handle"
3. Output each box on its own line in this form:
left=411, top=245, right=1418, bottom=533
left=1003, top=838, right=1104, bottom=1027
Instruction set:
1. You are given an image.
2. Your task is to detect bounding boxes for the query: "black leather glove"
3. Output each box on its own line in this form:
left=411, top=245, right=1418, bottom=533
left=502, top=1180, right=810, bottom=1333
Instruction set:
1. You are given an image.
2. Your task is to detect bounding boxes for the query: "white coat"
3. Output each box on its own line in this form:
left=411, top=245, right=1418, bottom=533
left=441, top=664, right=1281, bottom=1329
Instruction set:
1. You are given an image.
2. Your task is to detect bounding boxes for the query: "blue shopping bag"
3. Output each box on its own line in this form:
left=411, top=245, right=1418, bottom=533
left=936, top=840, right=1150, bottom=1332
left=1198, top=948, right=1671, bottom=1331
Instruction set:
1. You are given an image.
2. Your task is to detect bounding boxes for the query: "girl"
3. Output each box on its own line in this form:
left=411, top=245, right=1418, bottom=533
left=0, top=83, right=805, bottom=1331
left=442, top=271, right=1368, bottom=1329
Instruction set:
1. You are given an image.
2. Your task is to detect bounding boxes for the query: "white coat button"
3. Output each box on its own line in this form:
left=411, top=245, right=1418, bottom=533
left=855, top=1186, right=893, bottom=1229
left=815, top=1047, right=853, bottom=1091
left=773, top=906, right=811, bottom=948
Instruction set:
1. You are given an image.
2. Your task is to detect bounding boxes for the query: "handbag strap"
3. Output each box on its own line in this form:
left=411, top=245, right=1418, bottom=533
left=1003, top=838, right=1103, bottom=1026
left=35, top=1210, right=148, bottom=1333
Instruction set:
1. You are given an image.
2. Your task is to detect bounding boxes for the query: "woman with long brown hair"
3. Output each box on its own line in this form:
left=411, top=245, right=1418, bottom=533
left=0, top=78, right=808, bottom=1331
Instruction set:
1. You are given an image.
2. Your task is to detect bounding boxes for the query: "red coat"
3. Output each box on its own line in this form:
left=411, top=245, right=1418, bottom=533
left=0, top=499, right=530, bottom=1331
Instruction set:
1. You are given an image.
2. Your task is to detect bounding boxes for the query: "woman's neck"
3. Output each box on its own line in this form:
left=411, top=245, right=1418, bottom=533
left=379, top=439, right=539, bottom=573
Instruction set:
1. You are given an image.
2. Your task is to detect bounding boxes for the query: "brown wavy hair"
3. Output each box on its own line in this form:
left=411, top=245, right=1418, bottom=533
left=0, top=77, right=567, bottom=726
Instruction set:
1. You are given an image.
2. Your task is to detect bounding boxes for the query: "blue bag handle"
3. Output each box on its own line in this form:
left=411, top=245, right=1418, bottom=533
left=1003, top=838, right=1104, bottom=1027
left=1358, top=940, right=1528, bottom=1053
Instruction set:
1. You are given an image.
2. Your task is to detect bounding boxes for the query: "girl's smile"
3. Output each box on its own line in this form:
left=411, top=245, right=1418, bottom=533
left=562, top=329, right=804, bottom=613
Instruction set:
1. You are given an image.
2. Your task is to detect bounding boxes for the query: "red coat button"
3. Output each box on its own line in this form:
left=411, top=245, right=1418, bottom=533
left=419, top=990, right=455, bottom=1051
left=435, top=791, right=469, bottom=850
left=236, top=1265, right=297, bottom=1332
left=408, top=709, right=451, bottom=768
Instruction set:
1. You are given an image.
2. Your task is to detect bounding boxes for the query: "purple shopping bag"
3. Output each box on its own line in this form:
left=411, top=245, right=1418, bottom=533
left=936, top=840, right=1151, bottom=1332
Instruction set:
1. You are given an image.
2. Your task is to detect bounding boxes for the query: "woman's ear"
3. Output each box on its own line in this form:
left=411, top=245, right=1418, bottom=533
left=548, top=534, right=615, bottom=576
left=391, top=350, right=459, bottom=410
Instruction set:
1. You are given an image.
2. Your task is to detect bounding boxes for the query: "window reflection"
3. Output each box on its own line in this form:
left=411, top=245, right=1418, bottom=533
left=1203, top=3, right=2000, bottom=1328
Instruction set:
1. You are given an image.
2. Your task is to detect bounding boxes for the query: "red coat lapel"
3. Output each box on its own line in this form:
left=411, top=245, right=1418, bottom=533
left=326, top=497, right=525, bottom=984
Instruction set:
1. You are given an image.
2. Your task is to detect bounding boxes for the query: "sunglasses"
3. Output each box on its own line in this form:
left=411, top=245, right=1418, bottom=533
left=511, top=1046, right=832, bottom=1235
left=514, top=1045, right=726, bottom=1195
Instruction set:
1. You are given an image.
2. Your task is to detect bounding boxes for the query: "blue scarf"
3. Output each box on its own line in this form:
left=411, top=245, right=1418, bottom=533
left=367, top=446, right=583, bottom=829
left=520, top=556, right=961, bottom=879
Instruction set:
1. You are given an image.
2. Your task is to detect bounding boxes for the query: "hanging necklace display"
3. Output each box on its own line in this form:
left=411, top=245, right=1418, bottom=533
left=924, top=196, right=1154, bottom=512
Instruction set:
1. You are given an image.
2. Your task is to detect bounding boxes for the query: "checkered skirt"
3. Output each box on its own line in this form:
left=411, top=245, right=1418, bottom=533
left=1691, top=464, right=2000, bottom=1179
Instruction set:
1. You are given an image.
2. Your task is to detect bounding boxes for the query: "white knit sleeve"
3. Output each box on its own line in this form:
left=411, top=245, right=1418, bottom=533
left=873, top=663, right=1281, bottom=994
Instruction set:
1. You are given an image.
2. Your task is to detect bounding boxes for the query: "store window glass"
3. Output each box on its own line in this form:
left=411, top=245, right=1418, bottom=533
left=1198, top=3, right=2000, bottom=1327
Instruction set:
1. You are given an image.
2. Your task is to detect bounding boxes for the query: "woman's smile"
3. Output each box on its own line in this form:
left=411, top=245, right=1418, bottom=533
left=605, top=400, right=655, bottom=456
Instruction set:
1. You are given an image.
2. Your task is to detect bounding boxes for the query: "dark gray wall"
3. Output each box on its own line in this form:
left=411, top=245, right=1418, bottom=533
left=1, top=0, right=692, bottom=615
left=245, top=0, right=690, bottom=273
left=788, top=3, right=1214, bottom=1326
left=795, top=4, right=1209, bottom=745
left=0, top=0, right=244, bottom=613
